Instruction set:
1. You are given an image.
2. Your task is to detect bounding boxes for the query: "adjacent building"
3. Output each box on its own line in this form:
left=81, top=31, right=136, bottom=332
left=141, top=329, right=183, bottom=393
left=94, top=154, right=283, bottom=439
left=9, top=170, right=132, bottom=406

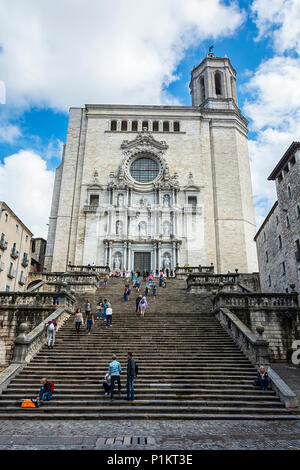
left=255, top=142, right=300, bottom=294
left=30, top=237, right=47, bottom=273
left=45, top=52, right=258, bottom=274
left=0, top=202, right=33, bottom=291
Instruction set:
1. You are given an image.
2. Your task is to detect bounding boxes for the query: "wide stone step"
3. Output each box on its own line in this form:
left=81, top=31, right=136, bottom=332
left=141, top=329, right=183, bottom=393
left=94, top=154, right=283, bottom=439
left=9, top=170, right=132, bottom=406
left=0, top=399, right=285, bottom=409
left=0, top=412, right=298, bottom=420
left=0, top=405, right=294, bottom=415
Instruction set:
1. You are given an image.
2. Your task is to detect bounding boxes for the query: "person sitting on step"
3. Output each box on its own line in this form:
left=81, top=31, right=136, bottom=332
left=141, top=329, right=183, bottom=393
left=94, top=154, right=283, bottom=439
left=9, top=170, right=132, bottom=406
left=35, top=378, right=53, bottom=407
left=253, top=365, right=270, bottom=391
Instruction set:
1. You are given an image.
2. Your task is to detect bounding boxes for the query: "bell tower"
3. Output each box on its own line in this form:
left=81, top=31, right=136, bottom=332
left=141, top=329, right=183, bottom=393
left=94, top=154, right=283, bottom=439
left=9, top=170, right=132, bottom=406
left=189, top=51, right=238, bottom=109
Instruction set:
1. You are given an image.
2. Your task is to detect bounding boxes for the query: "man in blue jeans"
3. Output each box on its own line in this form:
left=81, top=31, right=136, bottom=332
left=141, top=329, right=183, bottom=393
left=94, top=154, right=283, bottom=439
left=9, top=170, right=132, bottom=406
left=126, top=352, right=136, bottom=402
left=109, top=354, right=122, bottom=402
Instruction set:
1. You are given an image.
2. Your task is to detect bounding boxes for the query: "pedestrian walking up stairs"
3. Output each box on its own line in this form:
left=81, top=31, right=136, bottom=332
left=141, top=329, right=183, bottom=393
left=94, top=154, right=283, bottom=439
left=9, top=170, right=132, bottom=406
left=0, top=278, right=299, bottom=419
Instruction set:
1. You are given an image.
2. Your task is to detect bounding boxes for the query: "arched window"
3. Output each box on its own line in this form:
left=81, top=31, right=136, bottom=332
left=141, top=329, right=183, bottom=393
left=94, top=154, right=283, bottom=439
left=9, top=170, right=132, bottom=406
left=173, top=121, right=180, bottom=132
left=111, top=120, right=117, bottom=131
left=163, top=121, right=169, bottom=132
left=215, top=71, right=222, bottom=95
left=152, top=121, right=159, bottom=132
left=200, top=76, right=205, bottom=102
left=132, top=121, right=138, bottom=131
left=121, top=120, right=127, bottom=131
left=142, top=121, right=148, bottom=130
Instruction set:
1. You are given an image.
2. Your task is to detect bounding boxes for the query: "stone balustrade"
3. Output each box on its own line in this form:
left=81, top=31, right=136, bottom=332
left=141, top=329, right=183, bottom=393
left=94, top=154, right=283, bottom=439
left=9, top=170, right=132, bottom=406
left=216, top=307, right=298, bottom=408
left=67, top=265, right=110, bottom=274
left=0, top=306, right=71, bottom=394
left=0, top=291, right=75, bottom=308
left=213, top=292, right=299, bottom=310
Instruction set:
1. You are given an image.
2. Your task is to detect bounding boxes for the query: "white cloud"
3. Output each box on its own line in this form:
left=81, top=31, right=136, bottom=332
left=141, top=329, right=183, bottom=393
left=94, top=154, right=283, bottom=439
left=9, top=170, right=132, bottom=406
left=243, top=1, right=300, bottom=227
left=0, top=0, right=244, bottom=111
left=0, top=124, right=21, bottom=143
left=251, top=0, right=300, bottom=54
left=0, top=150, right=55, bottom=237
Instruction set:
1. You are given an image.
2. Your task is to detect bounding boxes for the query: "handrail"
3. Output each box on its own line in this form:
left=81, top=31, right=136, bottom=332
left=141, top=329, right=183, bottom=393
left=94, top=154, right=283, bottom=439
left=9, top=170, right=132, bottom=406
left=216, top=307, right=298, bottom=408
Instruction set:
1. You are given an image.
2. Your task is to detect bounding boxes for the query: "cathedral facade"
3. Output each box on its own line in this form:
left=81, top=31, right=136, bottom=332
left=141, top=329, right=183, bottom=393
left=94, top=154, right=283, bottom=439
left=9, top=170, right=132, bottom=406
left=45, top=52, right=258, bottom=274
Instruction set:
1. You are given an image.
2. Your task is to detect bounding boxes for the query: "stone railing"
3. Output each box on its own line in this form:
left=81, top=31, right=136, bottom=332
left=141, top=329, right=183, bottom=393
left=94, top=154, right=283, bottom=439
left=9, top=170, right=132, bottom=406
left=0, top=306, right=71, bottom=394
left=176, top=265, right=215, bottom=276
left=67, top=265, right=110, bottom=274
left=187, top=273, right=240, bottom=292
left=27, top=271, right=101, bottom=294
left=216, top=307, right=298, bottom=408
left=213, top=292, right=299, bottom=311
left=0, top=291, right=75, bottom=309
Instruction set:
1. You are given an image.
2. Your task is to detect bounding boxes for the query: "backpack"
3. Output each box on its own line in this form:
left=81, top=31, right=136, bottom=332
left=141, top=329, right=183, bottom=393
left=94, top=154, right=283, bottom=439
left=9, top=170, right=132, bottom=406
left=50, top=381, right=54, bottom=392
left=21, top=399, right=36, bottom=408
left=135, top=363, right=139, bottom=375
left=48, top=322, right=55, bottom=331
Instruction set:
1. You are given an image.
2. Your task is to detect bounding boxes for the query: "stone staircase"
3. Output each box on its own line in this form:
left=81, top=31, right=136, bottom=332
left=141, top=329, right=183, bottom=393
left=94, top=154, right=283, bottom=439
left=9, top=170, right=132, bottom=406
left=0, top=278, right=299, bottom=419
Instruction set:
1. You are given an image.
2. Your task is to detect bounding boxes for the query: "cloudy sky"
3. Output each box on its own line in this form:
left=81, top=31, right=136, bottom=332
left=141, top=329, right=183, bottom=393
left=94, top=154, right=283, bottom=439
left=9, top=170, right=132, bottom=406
left=0, top=0, right=299, bottom=238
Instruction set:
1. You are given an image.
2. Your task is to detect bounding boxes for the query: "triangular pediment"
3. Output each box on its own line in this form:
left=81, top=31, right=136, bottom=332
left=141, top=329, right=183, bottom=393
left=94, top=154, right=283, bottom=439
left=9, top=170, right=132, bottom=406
left=121, top=132, right=168, bottom=151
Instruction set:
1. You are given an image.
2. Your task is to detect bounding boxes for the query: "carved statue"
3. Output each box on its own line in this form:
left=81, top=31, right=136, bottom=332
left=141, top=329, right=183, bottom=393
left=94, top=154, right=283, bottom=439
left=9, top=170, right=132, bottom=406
left=113, top=254, right=121, bottom=270
left=163, top=254, right=170, bottom=270
left=139, top=221, right=147, bottom=237
left=163, top=222, right=170, bottom=236
left=117, top=194, right=124, bottom=206
left=163, top=194, right=170, bottom=207
left=116, top=221, right=122, bottom=235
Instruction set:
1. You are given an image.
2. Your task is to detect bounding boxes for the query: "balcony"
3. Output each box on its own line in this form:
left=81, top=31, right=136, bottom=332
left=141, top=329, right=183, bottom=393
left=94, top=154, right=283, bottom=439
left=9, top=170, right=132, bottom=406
left=21, top=257, right=29, bottom=267
left=83, top=205, right=98, bottom=213
left=11, top=249, right=19, bottom=259
left=7, top=268, right=16, bottom=279
left=0, top=239, right=8, bottom=251
left=19, top=275, right=27, bottom=286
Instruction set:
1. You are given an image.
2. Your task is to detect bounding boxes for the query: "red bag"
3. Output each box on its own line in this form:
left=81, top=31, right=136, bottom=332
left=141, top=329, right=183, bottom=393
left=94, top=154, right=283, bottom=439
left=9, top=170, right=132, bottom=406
left=50, top=381, right=54, bottom=392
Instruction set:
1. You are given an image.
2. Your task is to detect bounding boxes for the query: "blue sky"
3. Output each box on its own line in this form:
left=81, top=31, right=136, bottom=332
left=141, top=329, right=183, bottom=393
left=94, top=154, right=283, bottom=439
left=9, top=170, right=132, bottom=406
left=0, top=0, right=300, bottom=237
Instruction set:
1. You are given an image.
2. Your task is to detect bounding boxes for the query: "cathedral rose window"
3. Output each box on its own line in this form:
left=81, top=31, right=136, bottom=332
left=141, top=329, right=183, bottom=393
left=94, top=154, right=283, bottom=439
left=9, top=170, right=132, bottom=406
left=130, top=157, right=159, bottom=183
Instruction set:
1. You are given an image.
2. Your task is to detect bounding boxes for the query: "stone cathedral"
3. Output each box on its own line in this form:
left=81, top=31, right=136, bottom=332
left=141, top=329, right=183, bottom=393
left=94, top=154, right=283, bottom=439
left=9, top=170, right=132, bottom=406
left=45, top=52, right=258, bottom=274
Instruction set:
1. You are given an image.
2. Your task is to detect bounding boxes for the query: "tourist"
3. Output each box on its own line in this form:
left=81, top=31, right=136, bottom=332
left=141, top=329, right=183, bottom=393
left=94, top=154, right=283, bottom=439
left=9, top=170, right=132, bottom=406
left=109, top=354, right=122, bottom=401
left=74, top=308, right=84, bottom=333
left=145, top=283, right=149, bottom=297
left=253, top=366, right=270, bottom=391
left=96, top=298, right=103, bottom=319
left=124, top=285, right=129, bottom=302
left=136, top=294, right=142, bottom=313
left=166, top=268, right=169, bottom=278
left=159, top=271, right=164, bottom=287
left=103, top=298, right=109, bottom=322
left=106, top=302, right=112, bottom=327
left=170, top=269, right=174, bottom=278
left=162, top=277, right=167, bottom=289
left=103, top=372, right=111, bottom=397
left=126, top=352, right=136, bottom=402
left=152, top=283, right=157, bottom=297
left=103, top=276, right=108, bottom=287
left=46, top=318, right=57, bottom=349
left=35, top=378, right=53, bottom=407
left=138, top=296, right=148, bottom=317
left=136, top=277, right=141, bottom=292
left=85, top=298, right=92, bottom=316
left=86, top=309, right=94, bottom=334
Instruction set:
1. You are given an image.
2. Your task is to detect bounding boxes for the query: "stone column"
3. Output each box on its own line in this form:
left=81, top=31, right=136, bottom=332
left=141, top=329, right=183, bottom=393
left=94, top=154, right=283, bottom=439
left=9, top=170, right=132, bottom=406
left=128, top=242, right=132, bottom=271
left=172, top=242, right=176, bottom=270
left=108, top=242, right=112, bottom=269
left=123, top=242, right=127, bottom=271
left=153, top=242, right=157, bottom=271
left=158, top=242, right=162, bottom=271
left=104, top=242, right=108, bottom=265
